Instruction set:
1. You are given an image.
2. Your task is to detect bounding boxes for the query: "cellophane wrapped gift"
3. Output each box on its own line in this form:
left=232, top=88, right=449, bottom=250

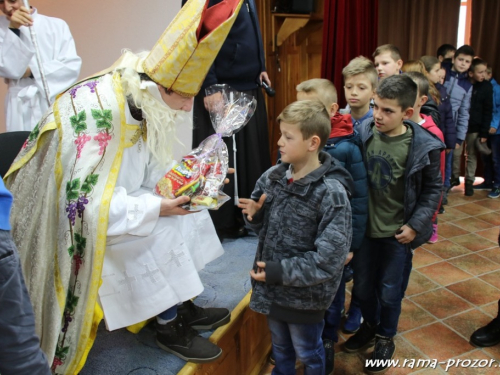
left=154, top=84, right=257, bottom=211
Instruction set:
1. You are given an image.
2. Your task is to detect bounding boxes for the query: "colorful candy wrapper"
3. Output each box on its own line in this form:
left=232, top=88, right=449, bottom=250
left=154, top=84, right=256, bottom=211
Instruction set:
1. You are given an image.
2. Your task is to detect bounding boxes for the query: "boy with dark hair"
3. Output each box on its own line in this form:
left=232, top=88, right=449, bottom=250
left=344, top=75, right=444, bottom=374
left=239, top=100, right=353, bottom=375
left=437, top=44, right=456, bottom=62
left=296, top=78, right=369, bottom=374
left=476, top=66, right=500, bottom=198
left=373, top=44, right=403, bottom=81
left=463, top=58, right=493, bottom=196
left=443, top=45, right=474, bottom=195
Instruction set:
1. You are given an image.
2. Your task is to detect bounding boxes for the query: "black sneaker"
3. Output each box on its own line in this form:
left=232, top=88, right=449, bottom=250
left=178, top=300, right=231, bottom=330
left=156, top=316, right=222, bottom=363
left=473, top=182, right=494, bottom=190
left=450, top=177, right=460, bottom=188
left=324, top=338, right=335, bottom=375
left=365, top=335, right=396, bottom=374
left=465, top=180, right=474, bottom=196
left=344, top=321, right=377, bottom=353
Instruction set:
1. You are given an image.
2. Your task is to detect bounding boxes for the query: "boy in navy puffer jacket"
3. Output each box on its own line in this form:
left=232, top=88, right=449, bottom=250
left=296, top=75, right=369, bottom=375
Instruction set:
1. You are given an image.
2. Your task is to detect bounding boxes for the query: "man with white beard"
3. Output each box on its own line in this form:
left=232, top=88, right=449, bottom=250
left=4, top=0, right=244, bottom=373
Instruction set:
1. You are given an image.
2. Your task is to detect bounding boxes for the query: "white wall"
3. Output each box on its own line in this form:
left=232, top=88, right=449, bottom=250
left=0, top=0, right=194, bottom=159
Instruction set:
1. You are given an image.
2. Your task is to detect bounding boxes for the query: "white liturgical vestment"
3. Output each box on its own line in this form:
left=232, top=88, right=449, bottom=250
left=99, top=107, right=224, bottom=331
left=0, top=8, right=81, bottom=131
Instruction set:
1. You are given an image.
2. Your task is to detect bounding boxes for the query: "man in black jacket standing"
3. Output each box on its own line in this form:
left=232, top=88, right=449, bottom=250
left=463, top=58, right=493, bottom=196
left=188, top=0, right=272, bottom=239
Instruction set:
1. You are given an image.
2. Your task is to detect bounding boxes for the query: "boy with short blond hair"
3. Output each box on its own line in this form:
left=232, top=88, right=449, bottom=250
left=296, top=78, right=339, bottom=116
left=345, top=75, right=444, bottom=374
left=373, top=44, right=403, bottom=80
left=342, top=56, right=377, bottom=128
left=239, top=100, right=353, bottom=375
left=296, top=78, right=369, bottom=374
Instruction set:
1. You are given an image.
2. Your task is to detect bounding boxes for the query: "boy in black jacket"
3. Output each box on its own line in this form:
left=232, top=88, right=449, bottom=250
left=464, top=58, right=493, bottom=196
left=344, top=75, right=444, bottom=374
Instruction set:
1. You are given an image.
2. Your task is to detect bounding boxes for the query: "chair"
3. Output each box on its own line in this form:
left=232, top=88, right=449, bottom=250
left=0, top=131, right=31, bottom=178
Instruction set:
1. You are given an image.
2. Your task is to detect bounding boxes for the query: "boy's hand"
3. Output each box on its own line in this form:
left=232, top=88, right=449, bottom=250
left=480, top=137, right=488, bottom=143
left=395, top=224, right=416, bottom=244
left=238, top=194, right=266, bottom=221
left=489, top=127, right=497, bottom=135
left=345, top=251, right=353, bottom=265
left=250, top=261, right=266, bottom=282
left=224, top=168, right=235, bottom=185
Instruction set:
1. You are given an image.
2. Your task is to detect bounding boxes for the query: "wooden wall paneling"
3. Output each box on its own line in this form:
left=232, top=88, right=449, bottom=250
left=257, top=0, right=324, bottom=162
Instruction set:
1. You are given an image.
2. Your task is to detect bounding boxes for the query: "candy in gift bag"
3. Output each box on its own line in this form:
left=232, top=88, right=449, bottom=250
left=154, top=84, right=256, bottom=211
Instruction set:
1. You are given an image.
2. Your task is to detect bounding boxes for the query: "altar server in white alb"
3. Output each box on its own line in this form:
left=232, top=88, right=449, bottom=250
left=0, top=0, right=81, bottom=131
left=4, top=0, right=244, bottom=373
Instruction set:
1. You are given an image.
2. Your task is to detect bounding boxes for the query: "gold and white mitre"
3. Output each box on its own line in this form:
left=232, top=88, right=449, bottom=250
left=143, top=0, right=243, bottom=97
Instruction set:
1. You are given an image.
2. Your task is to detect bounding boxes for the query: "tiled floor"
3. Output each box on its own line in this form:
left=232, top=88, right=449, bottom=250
left=260, top=182, right=500, bottom=374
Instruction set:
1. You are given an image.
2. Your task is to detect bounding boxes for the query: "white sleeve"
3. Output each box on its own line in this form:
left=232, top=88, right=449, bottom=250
left=0, top=25, right=34, bottom=79
left=107, top=186, right=162, bottom=237
left=30, top=20, right=81, bottom=101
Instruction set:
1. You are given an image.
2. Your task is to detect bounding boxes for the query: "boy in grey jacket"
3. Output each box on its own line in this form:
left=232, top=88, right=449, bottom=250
left=239, top=100, right=353, bottom=375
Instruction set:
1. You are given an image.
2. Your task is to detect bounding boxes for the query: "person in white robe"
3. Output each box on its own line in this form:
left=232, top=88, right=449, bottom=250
left=3, top=0, right=244, bottom=372
left=0, top=0, right=81, bottom=132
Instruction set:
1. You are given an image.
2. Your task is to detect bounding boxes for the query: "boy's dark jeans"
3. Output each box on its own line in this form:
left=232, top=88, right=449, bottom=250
left=352, top=236, right=410, bottom=338
left=322, top=266, right=361, bottom=342
left=267, top=316, right=325, bottom=375
left=0, top=230, right=51, bottom=375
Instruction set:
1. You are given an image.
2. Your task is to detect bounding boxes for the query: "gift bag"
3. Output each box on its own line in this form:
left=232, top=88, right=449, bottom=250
left=155, top=84, right=256, bottom=211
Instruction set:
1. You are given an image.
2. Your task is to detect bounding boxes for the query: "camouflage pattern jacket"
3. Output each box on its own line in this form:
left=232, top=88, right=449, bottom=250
left=247, top=152, right=353, bottom=324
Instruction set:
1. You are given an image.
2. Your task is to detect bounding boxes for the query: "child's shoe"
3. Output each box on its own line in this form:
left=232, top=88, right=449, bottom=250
left=365, top=335, right=396, bottom=374
left=323, top=338, right=334, bottom=375
left=465, top=180, right=474, bottom=196
left=474, top=182, right=493, bottom=190
left=343, top=306, right=362, bottom=334
left=488, top=188, right=500, bottom=199
left=344, top=321, right=377, bottom=352
left=428, top=224, right=438, bottom=244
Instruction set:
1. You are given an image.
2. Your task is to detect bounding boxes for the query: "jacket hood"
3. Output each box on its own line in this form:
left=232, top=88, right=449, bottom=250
left=270, top=152, right=354, bottom=197
left=330, top=112, right=353, bottom=138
